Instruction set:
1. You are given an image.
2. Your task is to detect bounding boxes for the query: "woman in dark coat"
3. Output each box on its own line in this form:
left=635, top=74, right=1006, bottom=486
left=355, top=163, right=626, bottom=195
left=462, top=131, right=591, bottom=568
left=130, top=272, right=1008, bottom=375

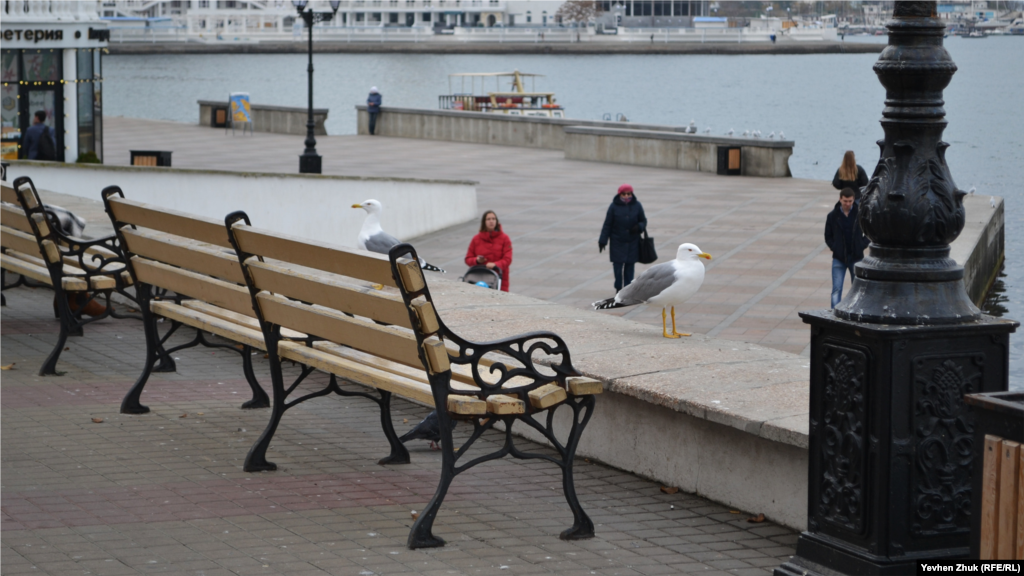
left=832, top=150, right=869, bottom=200
left=599, top=184, right=648, bottom=292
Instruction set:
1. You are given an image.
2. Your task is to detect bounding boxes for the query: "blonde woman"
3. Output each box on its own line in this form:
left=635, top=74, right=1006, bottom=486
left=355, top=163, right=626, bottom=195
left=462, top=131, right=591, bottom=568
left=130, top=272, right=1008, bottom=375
left=832, top=150, right=869, bottom=200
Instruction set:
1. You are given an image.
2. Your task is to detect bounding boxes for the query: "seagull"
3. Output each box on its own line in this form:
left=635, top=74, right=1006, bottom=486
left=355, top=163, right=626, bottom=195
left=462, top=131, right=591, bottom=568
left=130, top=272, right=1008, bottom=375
left=687, top=120, right=697, bottom=134
left=968, top=186, right=976, bottom=195
left=742, top=129, right=750, bottom=137
left=752, top=130, right=761, bottom=138
left=398, top=410, right=453, bottom=451
left=593, top=243, right=711, bottom=339
left=990, top=196, right=996, bottom=208
left=778, top=131, right=785, bottom=140
left=353, top=199, right=445, bottom=273
left=703, top=127, right=712, bottom=135
left=725, top=128, right=735, bottom=136
left=767, top=131, right=776, bottom=139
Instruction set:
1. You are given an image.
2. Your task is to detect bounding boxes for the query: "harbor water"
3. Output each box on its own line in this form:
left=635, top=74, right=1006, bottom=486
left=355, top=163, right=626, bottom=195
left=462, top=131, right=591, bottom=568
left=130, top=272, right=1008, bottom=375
left=104, top=37, right=1023, bottom=383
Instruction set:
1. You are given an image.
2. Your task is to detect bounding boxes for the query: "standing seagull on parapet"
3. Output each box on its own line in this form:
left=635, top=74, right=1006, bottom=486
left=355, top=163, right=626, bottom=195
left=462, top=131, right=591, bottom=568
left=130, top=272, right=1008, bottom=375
left=593, top=243, right=711, bottom=339
left=352, top=199, right=446, bottom=272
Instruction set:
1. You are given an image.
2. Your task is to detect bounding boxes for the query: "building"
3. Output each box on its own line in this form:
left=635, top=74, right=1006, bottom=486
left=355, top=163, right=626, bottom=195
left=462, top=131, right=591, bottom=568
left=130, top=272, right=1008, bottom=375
left=2, top=1, right=109, bottom=163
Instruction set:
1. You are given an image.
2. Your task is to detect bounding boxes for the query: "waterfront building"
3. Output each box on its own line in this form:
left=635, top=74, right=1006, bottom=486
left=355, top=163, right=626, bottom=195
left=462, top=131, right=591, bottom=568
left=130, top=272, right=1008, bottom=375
left=1, top=1, right=108, bottom=163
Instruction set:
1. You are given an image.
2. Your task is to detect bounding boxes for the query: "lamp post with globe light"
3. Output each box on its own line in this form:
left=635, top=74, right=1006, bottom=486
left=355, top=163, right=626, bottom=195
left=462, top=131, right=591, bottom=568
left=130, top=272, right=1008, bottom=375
left=292, top=0, right=340, bottom=174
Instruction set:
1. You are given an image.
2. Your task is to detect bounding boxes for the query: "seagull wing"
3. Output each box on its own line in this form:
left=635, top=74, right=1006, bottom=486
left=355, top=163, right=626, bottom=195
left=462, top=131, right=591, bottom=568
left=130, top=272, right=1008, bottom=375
left=615, top=262, right=677, bottom=306
left=363, top=230, right=402, bottom=255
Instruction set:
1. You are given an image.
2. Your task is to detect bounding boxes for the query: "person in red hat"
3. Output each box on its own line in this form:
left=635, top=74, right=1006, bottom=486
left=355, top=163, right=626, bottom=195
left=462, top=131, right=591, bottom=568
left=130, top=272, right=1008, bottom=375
left=599, top=184, right=647, bottom=292
left=464, top=210, right=512, bottom=292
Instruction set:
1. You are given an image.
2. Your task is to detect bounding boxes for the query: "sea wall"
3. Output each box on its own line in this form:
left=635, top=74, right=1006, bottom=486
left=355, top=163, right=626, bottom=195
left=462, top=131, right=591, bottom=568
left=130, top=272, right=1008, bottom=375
left=198, top=100, right=329, bottom=136
left=356, top=106, right=793, bottom=178
left=6, top=161, right=477, bottom=248
left=954, top=194, right=1006, bottom=305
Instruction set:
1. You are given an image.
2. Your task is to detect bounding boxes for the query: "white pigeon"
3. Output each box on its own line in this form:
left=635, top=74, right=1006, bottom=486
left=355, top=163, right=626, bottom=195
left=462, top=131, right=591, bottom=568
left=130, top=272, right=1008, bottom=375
left=990, top=196, right=996, bottom=208
left=778, top=131, right=785, bottom=140
left=352, top=199, right=445, bottom=273
left=726, top=128, right=735, bottom=136
left=768, top=131, right=776, bottom=139
left=593, top=243, right=711, bottom=339
left=968, top=186, right=976, bottom=195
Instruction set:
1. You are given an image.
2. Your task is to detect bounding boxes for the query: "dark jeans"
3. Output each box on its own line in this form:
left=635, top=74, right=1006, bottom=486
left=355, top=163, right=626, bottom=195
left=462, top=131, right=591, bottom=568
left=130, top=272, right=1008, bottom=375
left=831, top=258, right=856, bottom=308
left=368, top=112, right=379, bottom=135
left=613, top=262, right=635, bottom=292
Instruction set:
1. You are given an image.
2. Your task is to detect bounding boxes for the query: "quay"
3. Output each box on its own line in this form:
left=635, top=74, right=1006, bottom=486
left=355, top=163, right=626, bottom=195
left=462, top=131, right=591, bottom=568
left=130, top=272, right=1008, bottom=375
left=5, top=114, right=1004, bottom=534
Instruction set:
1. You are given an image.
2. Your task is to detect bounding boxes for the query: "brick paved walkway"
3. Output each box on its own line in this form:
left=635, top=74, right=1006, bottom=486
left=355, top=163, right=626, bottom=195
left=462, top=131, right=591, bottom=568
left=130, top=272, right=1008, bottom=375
left=2, top=286, right=797, bottom=575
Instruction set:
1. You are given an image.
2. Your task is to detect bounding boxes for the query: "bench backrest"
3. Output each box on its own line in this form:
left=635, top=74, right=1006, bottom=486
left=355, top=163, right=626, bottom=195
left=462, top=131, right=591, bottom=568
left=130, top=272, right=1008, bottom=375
left=226, top=212, right=452, bottom=377
left=1, top=183, right=44, bottom=261
left=102, top=186, right=253, bottom=316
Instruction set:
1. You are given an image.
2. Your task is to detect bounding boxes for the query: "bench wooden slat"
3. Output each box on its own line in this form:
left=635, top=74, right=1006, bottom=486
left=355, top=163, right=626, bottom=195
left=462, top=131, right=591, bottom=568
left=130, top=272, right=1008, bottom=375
left=150, top=300, right=266, bottom=350
left=278, top=341, right=487, bottom=415
left=567, top=377, right=604, bottom=396
left=997, top=440, right=1020, bottom=560
left=485, top=394, right=525, bottom=414
left=232, top=224, right=396, bottom=288
left=1, top=204, right=32, bottom=234
left=528, top=384, right=568, bottom=410
left=0, top=251, right=54, bottom=285
left=1, top=226, right=42, bottom=258
left=121, top=227, right=244, bottom=284
left=108, top=197, right=231, bottom=248
left=257, top=292, right=421, bottom=369
left=246, top=259, right=412, bottom=329
left=1, top=184, right=16, bottom=205
left=312, top=341, right=480, bottom=391
left=131, top=257, right=255, bottom=317
left=181, top=299, right=306, bottom=340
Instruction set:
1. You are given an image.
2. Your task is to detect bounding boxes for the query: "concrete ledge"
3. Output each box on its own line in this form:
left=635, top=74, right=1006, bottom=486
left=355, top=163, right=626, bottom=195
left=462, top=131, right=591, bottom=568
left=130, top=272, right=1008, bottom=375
left=564, top=126, right=793, bottom=178
left=953, top=195, right=1005, bottom=305
left=199, top=100, right=329, bottom=136
left=7, top=161, right=477, bottom=248
left=428, top=281, right=811, bottom=530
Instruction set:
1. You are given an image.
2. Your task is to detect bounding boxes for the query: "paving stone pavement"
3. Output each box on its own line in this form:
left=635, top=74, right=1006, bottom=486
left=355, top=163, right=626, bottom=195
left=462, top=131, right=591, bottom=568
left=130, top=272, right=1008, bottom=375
left=94, top=116, right=843, bottom=357
left=1, top=285, right=797, bottom=575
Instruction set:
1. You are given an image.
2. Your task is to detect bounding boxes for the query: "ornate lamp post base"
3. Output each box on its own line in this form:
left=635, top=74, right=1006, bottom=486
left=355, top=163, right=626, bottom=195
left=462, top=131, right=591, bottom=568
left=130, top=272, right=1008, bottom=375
left=776, top=312, right=1016, bottom=576
left=299, top=152, right=321, bottom=174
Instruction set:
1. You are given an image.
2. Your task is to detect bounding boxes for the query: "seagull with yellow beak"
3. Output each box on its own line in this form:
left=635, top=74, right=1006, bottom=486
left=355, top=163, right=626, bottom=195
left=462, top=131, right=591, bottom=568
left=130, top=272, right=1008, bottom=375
left=593, top=243, right=711, bottom=338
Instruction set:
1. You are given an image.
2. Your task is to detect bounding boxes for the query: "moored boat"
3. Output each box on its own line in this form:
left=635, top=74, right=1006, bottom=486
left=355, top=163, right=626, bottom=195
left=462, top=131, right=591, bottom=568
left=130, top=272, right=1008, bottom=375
left=439, top=70, right=565, bottom=118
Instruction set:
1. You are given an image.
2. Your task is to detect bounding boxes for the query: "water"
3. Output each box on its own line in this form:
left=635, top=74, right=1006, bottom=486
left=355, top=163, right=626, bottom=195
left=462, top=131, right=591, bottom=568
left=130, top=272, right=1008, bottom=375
left=104, top=37, right=1024, bottom=384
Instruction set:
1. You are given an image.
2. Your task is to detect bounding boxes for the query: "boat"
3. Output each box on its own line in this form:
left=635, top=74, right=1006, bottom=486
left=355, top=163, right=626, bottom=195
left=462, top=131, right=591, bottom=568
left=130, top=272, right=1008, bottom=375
left=439, top=70, right=565, bottom=119
left=965, top=29, right=988, bottom=38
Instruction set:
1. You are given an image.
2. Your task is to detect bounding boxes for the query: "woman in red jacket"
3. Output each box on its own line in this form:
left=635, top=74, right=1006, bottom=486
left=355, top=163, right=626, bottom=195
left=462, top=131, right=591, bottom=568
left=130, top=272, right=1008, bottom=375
left=464, top=210, right=513, bottom=292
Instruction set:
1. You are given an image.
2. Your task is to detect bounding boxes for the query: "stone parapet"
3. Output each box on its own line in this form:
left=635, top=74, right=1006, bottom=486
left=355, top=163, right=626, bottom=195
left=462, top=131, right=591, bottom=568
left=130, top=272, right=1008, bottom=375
left=199, top=100, right=329, bottom=136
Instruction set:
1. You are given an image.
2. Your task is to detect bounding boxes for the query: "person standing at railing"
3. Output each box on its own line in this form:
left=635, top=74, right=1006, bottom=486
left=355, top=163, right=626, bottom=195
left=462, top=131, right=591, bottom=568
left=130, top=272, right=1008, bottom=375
left=366, top=87, right=382, bottom=135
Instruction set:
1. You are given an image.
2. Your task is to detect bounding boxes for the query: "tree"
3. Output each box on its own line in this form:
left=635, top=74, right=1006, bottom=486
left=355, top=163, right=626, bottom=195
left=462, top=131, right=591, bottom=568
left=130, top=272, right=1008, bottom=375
left=556, top=0, right=601, bottom=26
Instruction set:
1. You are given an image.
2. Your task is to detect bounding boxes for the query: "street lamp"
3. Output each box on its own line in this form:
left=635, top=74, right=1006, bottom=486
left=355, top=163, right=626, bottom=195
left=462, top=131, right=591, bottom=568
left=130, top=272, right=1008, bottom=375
left=292, top=0, right=341, bottom=174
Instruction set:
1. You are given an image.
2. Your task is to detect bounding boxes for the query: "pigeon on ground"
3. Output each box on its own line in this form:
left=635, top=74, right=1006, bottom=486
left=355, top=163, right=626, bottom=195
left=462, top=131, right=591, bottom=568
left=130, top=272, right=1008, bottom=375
left=353, top=199, right=445, bottom=273
left=593, top=243, right=711, bottom=339
left=399, top=410, right=454, bottom=450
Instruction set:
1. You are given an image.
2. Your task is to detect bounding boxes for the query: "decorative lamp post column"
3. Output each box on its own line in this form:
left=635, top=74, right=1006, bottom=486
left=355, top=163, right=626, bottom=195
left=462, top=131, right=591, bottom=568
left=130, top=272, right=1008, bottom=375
left=293, top=0, right=340, bottom=175
left=777, top=2, right=1018, bottom=575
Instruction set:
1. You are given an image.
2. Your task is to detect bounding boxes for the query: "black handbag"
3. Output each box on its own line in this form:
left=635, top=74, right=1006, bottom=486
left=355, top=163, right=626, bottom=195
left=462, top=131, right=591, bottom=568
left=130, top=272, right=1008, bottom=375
left=638, top=230, right=657, bottom=264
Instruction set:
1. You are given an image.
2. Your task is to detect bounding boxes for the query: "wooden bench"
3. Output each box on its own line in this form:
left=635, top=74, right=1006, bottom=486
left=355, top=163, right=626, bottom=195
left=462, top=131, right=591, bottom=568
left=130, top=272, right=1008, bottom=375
left=223, top=210, right=603, bottom=549
left=101, top=186, right=271, bottom=414
left=1, top=177, right=137, bottom=375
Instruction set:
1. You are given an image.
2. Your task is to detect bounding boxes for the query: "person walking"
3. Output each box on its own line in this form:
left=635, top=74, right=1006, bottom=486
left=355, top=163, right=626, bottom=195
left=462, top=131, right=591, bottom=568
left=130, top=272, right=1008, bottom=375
left=824, top=188, right=870, bottom=308
left=366, top=87, right=382, bottom=135
left=23, top=110, right=57, bottom=160
left=832, top=150, right=869, bottom=199
left=599, top=184, right=648, bottom=293
left=465, top=210, right=512, bottom=292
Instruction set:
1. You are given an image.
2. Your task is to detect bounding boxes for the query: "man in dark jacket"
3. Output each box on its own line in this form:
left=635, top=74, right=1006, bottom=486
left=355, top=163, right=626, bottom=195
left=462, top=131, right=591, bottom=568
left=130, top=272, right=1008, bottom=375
left=23, top=110, right=57, bottom=160
left=599, top=184, right=648, bottom=292
left=367, top=87, right=382, bottom=135
left=825, top=188, right=870, bottom=308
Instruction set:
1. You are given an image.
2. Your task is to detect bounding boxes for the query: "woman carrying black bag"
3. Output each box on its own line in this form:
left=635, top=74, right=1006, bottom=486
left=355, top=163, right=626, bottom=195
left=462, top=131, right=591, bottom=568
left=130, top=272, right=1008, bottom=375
left=599, top=184, right=648, bottom=292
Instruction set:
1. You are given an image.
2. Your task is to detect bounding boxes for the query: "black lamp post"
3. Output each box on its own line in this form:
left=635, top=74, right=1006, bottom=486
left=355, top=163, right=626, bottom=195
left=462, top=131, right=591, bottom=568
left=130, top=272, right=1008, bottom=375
left=293, top=0, right=340, bottom=174
left=777, top=2, right=1018, bottom=575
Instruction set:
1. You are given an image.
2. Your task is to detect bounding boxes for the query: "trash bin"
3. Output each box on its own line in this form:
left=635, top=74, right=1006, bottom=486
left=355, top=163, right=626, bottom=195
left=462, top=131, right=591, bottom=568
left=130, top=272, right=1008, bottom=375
left=130, top=150, right=172, bottom=167
left=964, top=391, right=1023, bottom=559
left=211, top=104, right=229, bottom=128
left=717, top=146, right=741, bottom=176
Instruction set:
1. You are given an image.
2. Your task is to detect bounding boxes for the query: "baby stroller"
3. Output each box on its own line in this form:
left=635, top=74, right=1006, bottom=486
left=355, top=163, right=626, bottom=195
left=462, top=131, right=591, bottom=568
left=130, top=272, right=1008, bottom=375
left=459, top=265, right=502, bottom=290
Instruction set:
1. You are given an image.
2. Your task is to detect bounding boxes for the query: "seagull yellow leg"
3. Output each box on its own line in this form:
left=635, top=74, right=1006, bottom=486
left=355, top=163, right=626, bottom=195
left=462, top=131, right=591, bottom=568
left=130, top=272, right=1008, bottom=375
left=662, top=308, right=680, bottom=339
left=371, top=284, right=384, bottom=290
left=671, top=306, right=691, bottom=337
